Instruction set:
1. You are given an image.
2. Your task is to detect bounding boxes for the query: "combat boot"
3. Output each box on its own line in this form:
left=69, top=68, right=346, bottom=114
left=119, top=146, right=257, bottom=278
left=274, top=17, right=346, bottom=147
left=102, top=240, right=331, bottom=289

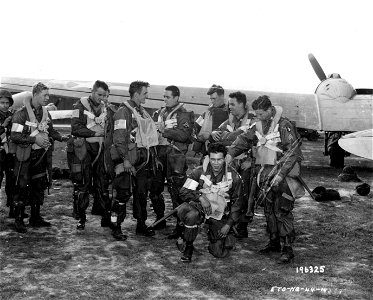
left=29, top=205, right=51, bottom=227
left=278, top=236, right=294, bottom=263
left=15, top=217, right=27, bottom=233
left=14, top=206, right=27, bottom=233
left=181, top=242, right=194, bottom=263
left=77, top=213, right=86, bottom=230
left=259, top=234, right=281, bottom=254
left=234, top=222, right=249, bottom=239
left=101, top=211, right=112, bottom=228
left=136, top=221, right=155, bottom=237
left=112, top=226, right=128, bottom=241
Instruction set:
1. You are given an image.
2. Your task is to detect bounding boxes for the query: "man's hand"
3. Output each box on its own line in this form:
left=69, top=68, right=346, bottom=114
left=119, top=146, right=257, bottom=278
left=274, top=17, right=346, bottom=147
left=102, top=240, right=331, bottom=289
left=35, top=134, right=51, bottom=148
left=211, top=131, right=222, bottom=141
left=199, top=196, right=212, bottom=215
left=218, top=224, right=231, bottom=238
left=240, top=160, right=251, bottom=170
left=2, top=116, right=12, bottom=127
left=271, top=174, right=283, bottom=187
left=61, top=135, right=69, bottom=142
left=123, top=159, right=135, bottom=174
left=94, top=128, right=104, bottom=137
left=225, top=153, right=233, bottom=165
left=155, top=121, right=165, bottom=133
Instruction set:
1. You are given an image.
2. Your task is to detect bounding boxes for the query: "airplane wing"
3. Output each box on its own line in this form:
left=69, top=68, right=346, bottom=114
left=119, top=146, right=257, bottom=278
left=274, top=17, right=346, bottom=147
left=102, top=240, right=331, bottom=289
left=338, top=129, right=373, bottom=160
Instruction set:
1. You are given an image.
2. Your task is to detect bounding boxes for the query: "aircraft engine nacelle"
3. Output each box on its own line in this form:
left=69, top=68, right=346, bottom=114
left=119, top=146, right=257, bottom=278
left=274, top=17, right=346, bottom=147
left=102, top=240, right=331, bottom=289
left=315, top=77, right=356, bottom=103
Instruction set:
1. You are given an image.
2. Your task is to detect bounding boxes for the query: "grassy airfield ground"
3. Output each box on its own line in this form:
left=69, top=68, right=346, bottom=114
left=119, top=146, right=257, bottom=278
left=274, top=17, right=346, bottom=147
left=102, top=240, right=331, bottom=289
left=0, top=134, right=372, bottom=300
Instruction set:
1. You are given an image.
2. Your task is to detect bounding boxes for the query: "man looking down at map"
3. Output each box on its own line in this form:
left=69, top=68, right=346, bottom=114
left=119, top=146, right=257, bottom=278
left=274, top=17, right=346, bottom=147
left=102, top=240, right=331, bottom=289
left=176, top=143, right=244, bottom=262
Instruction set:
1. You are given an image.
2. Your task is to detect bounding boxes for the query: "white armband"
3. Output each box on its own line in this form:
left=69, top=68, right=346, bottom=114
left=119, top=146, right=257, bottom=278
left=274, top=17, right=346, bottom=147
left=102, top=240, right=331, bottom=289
left=183, top=178, right=199, bottom=190
left=114, top=119, right=127, bottom=130
left=11, top=123, right=24, bottom=133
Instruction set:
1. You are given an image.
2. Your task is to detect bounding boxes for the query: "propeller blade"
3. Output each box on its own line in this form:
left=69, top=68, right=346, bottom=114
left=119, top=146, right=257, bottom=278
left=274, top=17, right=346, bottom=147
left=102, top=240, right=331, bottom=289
left=308, top=53, right=327, bottom=81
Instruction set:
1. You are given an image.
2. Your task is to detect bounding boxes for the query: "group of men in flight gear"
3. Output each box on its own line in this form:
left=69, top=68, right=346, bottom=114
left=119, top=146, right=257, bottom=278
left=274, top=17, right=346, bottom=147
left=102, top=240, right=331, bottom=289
left=67, top=80, right=194, bottom=241
left=2, top=80, right=304, bottom=265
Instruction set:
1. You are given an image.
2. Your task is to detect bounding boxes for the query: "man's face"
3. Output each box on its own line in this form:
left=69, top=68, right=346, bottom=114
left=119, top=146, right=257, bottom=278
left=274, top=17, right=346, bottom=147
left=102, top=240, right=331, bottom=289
left=92, top=87, right=107, bottom=104
left=210, top=92, right=224, bottom=107
left=228, top=97, right=244, bottom=117
left=209, top=152, right=225, bottom=173
left=103, top=91, right=110, bottom=105
left=34, top=89, right=50, bottom=107
left=0, top=97, right=10, bottom=112
left=164, top=90, right=178, bottom=107
left=135, top=86, right=148, bottom=105
left=255, top=107, right=272, bottom=121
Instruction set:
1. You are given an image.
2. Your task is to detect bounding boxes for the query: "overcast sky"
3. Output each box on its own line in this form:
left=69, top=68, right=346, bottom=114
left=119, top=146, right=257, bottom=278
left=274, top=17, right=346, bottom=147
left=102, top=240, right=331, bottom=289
left=1, top=0, right=372, bottom=94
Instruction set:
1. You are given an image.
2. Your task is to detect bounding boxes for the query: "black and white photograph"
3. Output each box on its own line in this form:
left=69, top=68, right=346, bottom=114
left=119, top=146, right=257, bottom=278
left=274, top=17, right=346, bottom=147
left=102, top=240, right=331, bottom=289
left=0, top=0, right=372, bottom=299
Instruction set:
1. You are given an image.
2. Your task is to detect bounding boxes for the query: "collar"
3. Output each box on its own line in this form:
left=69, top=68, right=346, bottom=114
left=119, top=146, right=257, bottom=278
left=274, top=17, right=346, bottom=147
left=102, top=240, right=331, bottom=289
left=88, top=96, right=102, bottom=108
left=165, top=103, right=179, bottom=112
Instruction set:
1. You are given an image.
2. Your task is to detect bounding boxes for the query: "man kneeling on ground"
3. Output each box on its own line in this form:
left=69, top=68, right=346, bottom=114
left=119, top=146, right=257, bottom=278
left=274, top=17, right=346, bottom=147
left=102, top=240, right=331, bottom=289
left=176, top=142, right=244, bottom=262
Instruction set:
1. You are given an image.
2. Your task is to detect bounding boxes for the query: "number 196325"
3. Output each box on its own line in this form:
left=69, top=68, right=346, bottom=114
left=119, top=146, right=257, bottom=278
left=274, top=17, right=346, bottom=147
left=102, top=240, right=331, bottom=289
left=296, top=266, right=325, bottom=273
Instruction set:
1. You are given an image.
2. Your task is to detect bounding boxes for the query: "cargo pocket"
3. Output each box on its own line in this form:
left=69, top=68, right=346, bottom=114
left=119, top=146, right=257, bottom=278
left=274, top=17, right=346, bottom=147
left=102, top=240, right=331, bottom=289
left=279, top=192, right=294, bottom=213
left=70, top=163, right=83, bottom=182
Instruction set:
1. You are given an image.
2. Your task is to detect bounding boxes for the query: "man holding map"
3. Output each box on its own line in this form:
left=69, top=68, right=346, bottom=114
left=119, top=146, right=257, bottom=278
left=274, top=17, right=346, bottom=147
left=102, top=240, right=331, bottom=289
left=176, top=143, right=244, bottom=262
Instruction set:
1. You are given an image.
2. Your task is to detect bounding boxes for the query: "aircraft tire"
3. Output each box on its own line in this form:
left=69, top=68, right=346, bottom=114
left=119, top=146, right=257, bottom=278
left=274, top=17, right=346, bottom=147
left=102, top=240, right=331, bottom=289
left=329, top=142, right=345, bottom=168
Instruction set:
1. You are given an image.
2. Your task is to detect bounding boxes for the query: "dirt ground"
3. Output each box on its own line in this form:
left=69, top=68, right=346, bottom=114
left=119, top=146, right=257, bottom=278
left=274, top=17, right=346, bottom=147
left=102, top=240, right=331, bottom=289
left=0, top=132, right=372, bottom=300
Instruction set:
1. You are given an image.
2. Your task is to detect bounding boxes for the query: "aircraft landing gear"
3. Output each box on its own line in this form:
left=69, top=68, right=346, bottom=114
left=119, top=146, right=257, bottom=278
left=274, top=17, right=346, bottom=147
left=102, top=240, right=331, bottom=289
left=324, top=132, right=346, bottom=169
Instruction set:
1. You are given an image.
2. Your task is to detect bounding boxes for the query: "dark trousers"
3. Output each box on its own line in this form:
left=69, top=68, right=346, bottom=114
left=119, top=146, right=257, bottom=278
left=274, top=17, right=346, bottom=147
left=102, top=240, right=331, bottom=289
left=177, top=202, right=235, bottom=258
left=67, top=142, right=110, bottom=217
left=0, top=150, right=15, bottom=207
left=13, top=149, right=48, bottom=208
left=149, top=145, right=187, bottom=215
left=112, top=162, right=154, bottom=225
left=264, top=179, right=295, bottom=241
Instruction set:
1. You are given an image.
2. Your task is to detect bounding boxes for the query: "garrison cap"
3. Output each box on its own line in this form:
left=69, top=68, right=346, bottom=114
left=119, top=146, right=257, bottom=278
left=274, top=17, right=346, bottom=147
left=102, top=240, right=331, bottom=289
left=0, top=89, right=14, bottom=106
